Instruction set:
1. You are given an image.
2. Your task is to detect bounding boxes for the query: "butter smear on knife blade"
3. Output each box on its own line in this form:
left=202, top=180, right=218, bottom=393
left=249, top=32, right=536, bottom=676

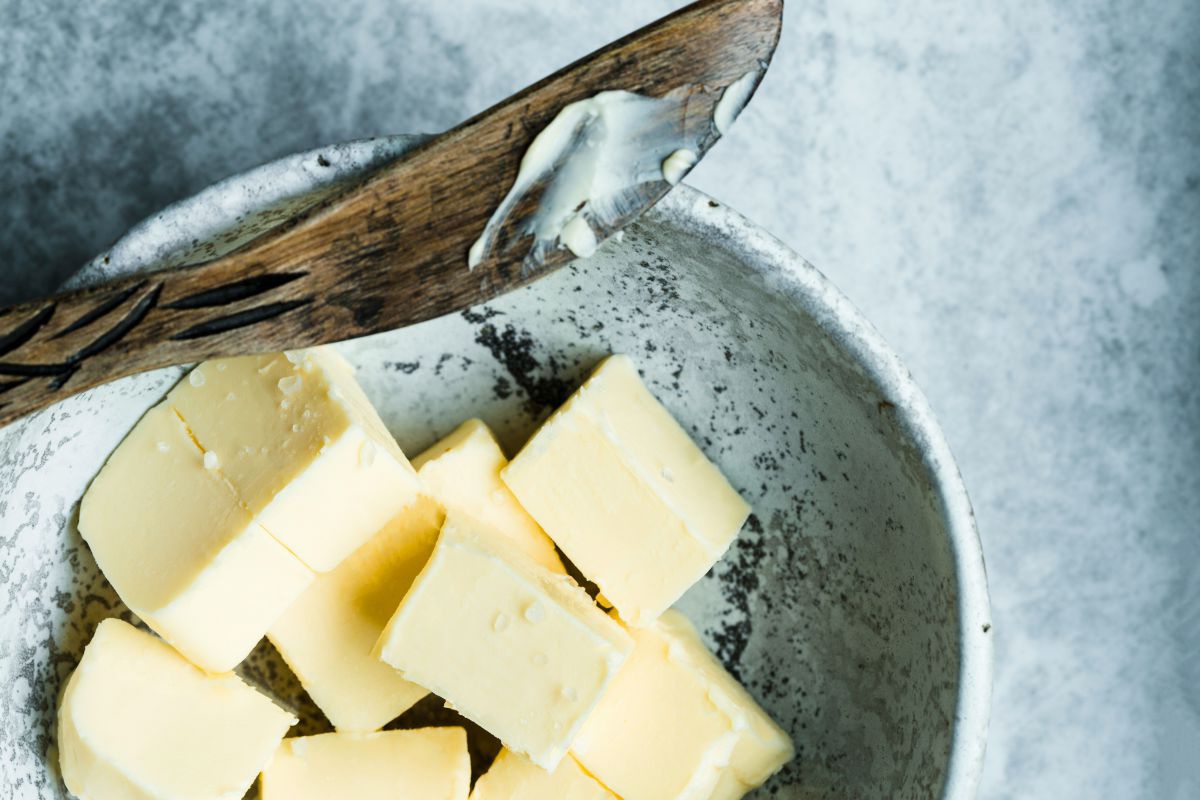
left=468, top=72, right=761, bottom=271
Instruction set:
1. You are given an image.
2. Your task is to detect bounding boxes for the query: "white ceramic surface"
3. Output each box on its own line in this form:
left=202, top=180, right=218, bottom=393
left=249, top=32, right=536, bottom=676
left=0, top=136, right=990, bottom=798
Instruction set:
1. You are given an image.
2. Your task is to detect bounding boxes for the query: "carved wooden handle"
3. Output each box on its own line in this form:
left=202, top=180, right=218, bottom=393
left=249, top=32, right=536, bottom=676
left=0, top=258, right=321, bottom=425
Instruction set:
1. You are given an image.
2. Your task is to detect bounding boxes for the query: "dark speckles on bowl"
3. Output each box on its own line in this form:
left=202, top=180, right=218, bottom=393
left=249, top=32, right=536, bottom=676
left=0, top=137, right=990, bottom=798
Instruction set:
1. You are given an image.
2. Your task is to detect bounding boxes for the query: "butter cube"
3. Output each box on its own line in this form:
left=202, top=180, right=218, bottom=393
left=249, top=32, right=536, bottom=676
left=268, top=495, right=442, bottom=731
left=168, top=347, right=422, bottom=572
left=570, top=610, right=767, bottom=800
left=414, top=418, right=563, bottom=572
left=58, top=619, right=295, bottom=800
left=502, top=355, right=750, bottom=625
left=471, top=749, right=618, bottom=800
left=656, top=611, right=794, bottom=799
left=376, top=518, right=633, bottom=769
left=79, top=405, right=315, bottom=672
left=259, top=729, right=470, bottom=799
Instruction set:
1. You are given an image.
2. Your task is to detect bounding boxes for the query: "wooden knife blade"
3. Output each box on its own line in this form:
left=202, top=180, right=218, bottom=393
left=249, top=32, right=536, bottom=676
left=0, top=0, right=782, bottom=427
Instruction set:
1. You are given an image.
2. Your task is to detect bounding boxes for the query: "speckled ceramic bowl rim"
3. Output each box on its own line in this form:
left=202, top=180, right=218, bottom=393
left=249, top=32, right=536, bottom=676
left=69, top=135, right=993, bottom=798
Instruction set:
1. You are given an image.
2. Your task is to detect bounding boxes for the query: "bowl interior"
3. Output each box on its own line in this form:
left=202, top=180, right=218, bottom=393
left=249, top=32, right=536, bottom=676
left=0, top=139, right=982, bottom=798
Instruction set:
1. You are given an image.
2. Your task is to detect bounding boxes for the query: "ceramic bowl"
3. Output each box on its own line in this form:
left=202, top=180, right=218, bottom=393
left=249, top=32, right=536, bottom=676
left=0, top=135, right=991, bottom=798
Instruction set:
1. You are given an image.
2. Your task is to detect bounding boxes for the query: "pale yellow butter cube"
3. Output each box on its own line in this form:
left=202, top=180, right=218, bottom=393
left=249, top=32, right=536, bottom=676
left=79, top=405, right=314, bottom=672
left=570, top=611, right=750, bottom=800
left=376, top=517, right=633, bottom=769
left=259, top=728, right=470, bottom=799
left=656, top=611, right=795, bottom=799
left=267, top=495, right=442, bottom=731
left=502, top=355, right=750, bottom=626
left=471, top=749, right=618, bottom=800
left=414, top=418, right=563, bottom=572
left=58, top=619, right=295, bottom=800
left=168, top=347, right=422, bottom=572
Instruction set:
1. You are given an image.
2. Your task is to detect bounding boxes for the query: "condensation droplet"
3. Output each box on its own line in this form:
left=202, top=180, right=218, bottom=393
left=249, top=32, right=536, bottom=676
left=280, top=399, right=291, bottom=410
left=188, top=370, right=206, bottom=387
left=203, top=452, right=219, bottom=470
left=560, top=686, right=578, bottom=703
left=278, top=375, right=302, bottom=396
left=216, top=362, right=228, bottom=372
left=156, top=441, right=170, bottom=453
left=661, top=466, right=675, bottom=482
left=492, top=613, right=511, bottom=632
left=259, top=446, right=270, bottom=456
left=302, top=409, right=314, bottom=420
left=523, top=602, right=546, bottom=623
left=225, top=392, right=236, bottom=402
left=292, top=424, right=302, bottom=433
left=360, top=441, right=377, bottom=467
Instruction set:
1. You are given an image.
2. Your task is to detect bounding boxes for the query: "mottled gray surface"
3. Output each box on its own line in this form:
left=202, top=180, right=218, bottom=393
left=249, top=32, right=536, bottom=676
left=1, top=0, right=1197, bottom=798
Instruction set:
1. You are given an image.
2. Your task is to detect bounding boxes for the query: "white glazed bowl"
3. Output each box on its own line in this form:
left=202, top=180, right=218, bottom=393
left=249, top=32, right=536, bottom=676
left=0, top=136, right=991, bottom=798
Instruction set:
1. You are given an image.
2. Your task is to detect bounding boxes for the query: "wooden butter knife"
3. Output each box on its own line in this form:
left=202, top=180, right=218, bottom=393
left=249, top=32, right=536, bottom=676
left=0, top=0, right=782, bottom=428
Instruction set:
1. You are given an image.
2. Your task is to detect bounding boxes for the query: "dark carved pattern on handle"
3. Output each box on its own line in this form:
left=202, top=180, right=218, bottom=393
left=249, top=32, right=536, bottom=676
left=0, top=283, right=163, bottom=395
left=172, top=298, right=315, bottom=340
left=0, top=304, right=56, bottom=357
left=0, top=272, right=318, bottom=413
left=163, top=272, right=308, bottom=310
left=52, top=281, right=148, bottom=339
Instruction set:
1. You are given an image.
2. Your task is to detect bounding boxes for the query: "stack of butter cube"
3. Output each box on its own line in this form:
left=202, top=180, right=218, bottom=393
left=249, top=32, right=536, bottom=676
left=61, top=348, right=793, bottom=799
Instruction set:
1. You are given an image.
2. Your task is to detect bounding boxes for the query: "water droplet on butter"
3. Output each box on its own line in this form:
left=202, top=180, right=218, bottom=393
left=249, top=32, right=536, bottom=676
left=189, top=370, right=206, bottom=387
left=531, top=653, right=548, bottom=666
left=302, top=409, right=314, bottom=420
left=203, top=452, right=219, bottom=470
left=156, top=441, right=170, bottom=453
left=225, top=392, right=236, bottom=402
left=661, top=466, right=675, bottom=482
left=260, top=446, right=270, bottom=456
left=278, top=375, right=302, bottom=396
left=280, top=399, right=291, bottom=410
left=492, top=613, right=511, bottom=632
left=360, top=441, right=377, bottom=466
left=284, top=351, right=303, bottom=365
left=523, top=602, right=545, bottom=623
left=216, top=362, right=227, bottom=372
left=292, top=423, right=302, bottom=433
left=560, top=686, right=578, bottom=703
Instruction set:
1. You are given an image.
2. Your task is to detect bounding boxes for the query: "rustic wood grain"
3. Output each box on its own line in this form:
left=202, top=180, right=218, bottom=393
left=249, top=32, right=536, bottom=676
left=0, top=0, right=782, bottom=427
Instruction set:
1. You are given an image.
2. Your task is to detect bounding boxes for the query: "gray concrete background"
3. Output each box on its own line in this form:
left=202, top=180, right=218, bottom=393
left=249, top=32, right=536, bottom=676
left=2, top=1, right=1197, bottom=797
